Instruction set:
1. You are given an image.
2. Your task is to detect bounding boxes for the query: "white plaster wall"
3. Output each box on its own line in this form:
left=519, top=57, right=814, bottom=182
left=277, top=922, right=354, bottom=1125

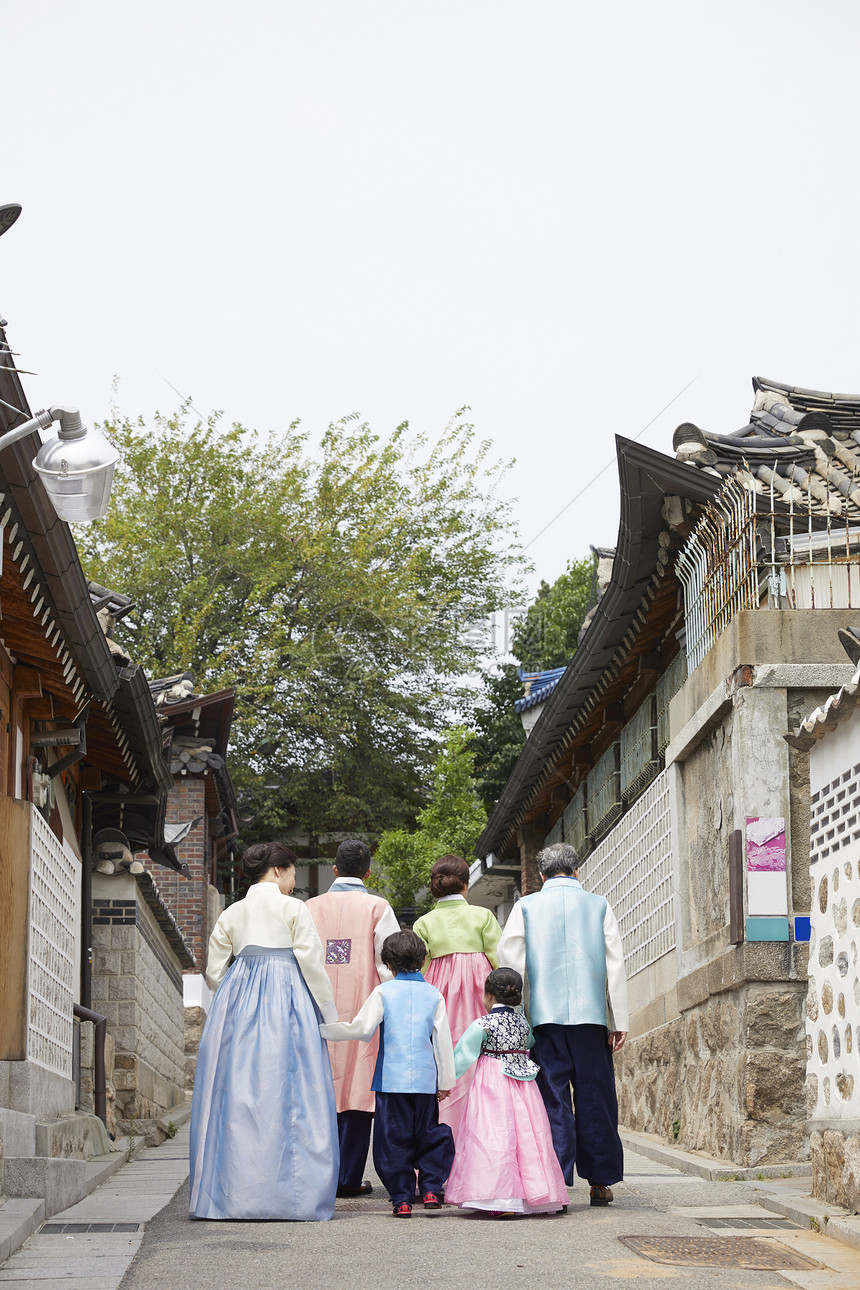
left=810, top=716, right=860, bottom=796
left=808, top=728, right=860, bottom=1122
left=183, top=973, right=212, bottom=1013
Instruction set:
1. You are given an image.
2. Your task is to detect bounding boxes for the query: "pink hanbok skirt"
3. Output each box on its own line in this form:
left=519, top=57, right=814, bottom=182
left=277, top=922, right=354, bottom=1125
left=424, top=951, right=493, bottom=1140
left=444, top=1056, right=568, bottom=1214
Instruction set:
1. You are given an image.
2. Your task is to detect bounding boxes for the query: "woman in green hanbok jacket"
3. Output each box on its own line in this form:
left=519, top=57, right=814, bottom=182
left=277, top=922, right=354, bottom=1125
left=412, top=855, right=502, bottom=1140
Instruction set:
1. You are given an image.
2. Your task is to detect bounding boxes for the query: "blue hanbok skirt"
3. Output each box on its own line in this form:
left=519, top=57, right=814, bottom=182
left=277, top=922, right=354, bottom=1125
left=189, top=946, right=338, bottom=1221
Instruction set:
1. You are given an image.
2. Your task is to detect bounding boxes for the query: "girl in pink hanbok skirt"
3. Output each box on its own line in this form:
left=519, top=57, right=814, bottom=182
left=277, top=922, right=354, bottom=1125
left=444, top=969, right=568, bottom=1218
left=412, top=856, right=501, bottom=1139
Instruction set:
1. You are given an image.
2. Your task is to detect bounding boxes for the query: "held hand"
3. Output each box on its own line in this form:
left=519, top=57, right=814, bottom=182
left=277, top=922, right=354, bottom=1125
left=437, top=1089, right=451, bottom=1102
left=608, top=1031, right=627, bottom=1053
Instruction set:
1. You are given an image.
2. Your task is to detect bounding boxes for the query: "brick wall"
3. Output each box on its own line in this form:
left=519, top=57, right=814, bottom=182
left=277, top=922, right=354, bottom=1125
left=149, top=778, right=208, bottom=972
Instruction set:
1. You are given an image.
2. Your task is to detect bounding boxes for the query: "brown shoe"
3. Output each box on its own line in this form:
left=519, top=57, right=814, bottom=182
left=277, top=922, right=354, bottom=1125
left=590, top=1185, right=614, bottom=1207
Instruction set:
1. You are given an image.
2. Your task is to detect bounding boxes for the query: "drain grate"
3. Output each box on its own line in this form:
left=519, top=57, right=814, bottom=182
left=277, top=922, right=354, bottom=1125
left=701, top=1217, right=799, bottom=1230
left=41, top=1222, right=141, bottom=1234
left=619, top=1236, right=823, bottom=1271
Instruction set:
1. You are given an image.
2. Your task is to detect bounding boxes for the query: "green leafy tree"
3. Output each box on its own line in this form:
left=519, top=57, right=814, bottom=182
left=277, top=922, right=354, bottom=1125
left=78, top=404, right=523, bottom=842
left=372, top=726, right=487, bottom=911
left=472, top=556, right=594, bottom=809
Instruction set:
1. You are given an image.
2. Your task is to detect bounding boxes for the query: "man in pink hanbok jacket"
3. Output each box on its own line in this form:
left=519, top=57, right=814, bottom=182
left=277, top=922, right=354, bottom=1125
left=306, top=838, right=400, bottom=1196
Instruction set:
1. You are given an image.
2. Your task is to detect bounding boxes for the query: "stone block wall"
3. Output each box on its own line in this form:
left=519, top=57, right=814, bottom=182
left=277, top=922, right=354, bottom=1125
left=150, top=778, right=208, bottom=972
left=90, top=876, right=186, bottom=1120
left=617, top=979, right=807, bottom=1166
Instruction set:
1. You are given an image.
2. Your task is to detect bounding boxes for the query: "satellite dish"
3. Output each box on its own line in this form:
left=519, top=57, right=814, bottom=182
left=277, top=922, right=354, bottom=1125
left=0, top=205, right=22, bottom=238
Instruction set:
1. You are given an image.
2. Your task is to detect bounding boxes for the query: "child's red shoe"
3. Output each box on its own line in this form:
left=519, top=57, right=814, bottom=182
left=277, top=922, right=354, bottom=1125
left=392, top=1202, right=412, bottom=1218
left=422, top=1192, right=443, bottom=1209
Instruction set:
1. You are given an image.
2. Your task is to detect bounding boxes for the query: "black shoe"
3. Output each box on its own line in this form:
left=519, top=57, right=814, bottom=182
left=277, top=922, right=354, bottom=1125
left=336, top=1180, right=374, bottom=1198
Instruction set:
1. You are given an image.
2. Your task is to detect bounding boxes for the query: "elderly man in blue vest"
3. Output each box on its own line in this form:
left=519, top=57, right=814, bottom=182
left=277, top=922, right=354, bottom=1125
left=497, top=842, right=628, bottom=1206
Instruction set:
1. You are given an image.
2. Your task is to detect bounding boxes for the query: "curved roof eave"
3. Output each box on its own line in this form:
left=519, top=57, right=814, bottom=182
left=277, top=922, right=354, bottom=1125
left=475, top=438, right=720, bottom=859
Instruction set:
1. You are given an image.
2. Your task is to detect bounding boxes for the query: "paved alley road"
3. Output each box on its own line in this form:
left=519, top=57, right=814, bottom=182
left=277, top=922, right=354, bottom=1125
left=3, top=1127, right=860, bottom=1290
left=118, top=1144, right=856, bottom=1290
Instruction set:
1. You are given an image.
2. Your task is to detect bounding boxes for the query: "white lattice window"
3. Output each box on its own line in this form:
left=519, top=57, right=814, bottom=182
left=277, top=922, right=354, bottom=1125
left=587, top=742, right=622, bottom=841
left=27, top=811, right=78, bottom=1076
left=562, top=782, right=587, bottom=852
left=810, top=763, right=860, bottom=864
left=544, top=818, right=563, bottom=847
left=584, top=768, right=675, bottom=977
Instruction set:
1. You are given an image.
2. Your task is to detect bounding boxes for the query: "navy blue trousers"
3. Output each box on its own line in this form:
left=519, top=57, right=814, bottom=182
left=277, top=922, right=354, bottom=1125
left=337, top=1109, right=372, bottom=1190
left=532, top=1023, right=624, bottom=1188
left=372, top=1092, right=455, bottom=1206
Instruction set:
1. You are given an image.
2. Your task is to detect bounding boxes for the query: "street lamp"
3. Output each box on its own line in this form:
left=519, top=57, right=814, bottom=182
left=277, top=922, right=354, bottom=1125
left=0, top=204, right=118, bottom=524
left=0, top=405, right=119, bottom=523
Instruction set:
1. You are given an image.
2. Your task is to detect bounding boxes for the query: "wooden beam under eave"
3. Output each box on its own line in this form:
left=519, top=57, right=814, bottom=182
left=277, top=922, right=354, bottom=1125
left=26, top=694, right=54, bottom=720
left=80, top=765, right=103, bottom=792
left=14, top=665, right=42, bottom=699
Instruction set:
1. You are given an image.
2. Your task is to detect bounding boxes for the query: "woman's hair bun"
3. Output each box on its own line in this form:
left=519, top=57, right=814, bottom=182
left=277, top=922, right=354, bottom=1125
left=430, top=854, right=470, bottom=899
left=241, top=841, right=297, bottom=883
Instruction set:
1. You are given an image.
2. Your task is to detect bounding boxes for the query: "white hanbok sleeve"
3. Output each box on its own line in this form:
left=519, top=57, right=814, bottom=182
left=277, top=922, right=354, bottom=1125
left=373, top=903, right=401, bottom=982
left=319, top=986, right=384, bottom=1041
left=604, top=901, right=629, bottom=1032
left=432, top=995, right=456, bottom=1091
left=290, top=901, right=338, bottom=1023
left=205, top=916, right=234, bottom=992
left=497, top=900, right=526, bottom=978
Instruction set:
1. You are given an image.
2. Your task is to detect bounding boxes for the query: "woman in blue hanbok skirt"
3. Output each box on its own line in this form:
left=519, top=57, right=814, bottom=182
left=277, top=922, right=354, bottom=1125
left=189, top=841, right=339, bottom=1221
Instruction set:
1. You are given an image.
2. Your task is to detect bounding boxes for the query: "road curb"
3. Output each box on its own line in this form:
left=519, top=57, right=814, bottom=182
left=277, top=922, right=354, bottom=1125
left=621, top=1128, right=860, bottom=1255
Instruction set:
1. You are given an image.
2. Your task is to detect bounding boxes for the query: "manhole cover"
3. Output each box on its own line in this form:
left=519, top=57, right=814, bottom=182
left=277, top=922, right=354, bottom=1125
left=619, top=1236, right=823, bottom=1271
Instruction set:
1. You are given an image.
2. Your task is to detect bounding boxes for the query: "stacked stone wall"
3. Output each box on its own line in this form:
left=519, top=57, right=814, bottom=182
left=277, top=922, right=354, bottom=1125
left=617, top=982, right=807, bottom=1166
left=91, top=894, right=185, bottom=1120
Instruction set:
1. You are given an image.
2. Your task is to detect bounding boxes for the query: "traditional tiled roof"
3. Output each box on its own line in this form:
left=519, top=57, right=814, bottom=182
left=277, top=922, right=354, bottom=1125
left=476, top=439, right=720, bottom=861
left=785, top=631, right=860, bottom=750
left=514, top=667, right=567, bottom=714
left=674, top=376, right=860, bottom=519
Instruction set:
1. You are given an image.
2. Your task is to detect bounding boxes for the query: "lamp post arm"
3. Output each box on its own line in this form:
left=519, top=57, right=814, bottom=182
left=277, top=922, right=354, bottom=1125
left=0, top=407, right=58, bottom=454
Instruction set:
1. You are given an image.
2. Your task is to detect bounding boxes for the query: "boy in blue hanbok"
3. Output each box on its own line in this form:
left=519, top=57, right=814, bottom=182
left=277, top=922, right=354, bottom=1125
left=320, top=929, right=456, bottom=1216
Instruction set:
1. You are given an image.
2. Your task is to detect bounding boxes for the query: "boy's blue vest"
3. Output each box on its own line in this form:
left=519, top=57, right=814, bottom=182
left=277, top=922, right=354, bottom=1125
left=371, top=972, right=440, bottom=1094
left=520, top=878, right=609, bottom=1028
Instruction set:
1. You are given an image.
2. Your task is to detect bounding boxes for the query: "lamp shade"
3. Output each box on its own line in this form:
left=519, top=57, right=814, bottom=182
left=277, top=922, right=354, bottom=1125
left=32, top=425, right=119, bottom=523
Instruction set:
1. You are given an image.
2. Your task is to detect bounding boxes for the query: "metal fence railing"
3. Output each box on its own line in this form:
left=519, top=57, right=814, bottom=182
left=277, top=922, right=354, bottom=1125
left=677, top=474, right=860, bottom=673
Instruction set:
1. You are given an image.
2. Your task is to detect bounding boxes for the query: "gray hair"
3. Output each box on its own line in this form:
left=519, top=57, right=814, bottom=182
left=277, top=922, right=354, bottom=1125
left=538, top=842, right=580, bottom=879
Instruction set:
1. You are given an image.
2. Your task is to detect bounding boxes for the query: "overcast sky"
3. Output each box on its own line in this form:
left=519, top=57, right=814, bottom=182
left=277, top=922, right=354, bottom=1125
left=4, top=1, right=860, bottom=607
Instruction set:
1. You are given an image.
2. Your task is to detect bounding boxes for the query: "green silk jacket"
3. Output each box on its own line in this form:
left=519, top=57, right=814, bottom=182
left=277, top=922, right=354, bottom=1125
left=412, top=896, right=501, bottom=968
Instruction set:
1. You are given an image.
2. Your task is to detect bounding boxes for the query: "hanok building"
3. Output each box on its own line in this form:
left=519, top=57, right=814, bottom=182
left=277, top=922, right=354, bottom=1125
left=473, top=377, right=860, bottom=1167
left=0, top=339, right=191, bottom=1214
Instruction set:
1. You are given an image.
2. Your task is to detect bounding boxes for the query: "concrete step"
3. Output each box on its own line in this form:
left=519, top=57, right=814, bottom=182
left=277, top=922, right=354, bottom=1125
left=118, top=1099, right=192, bottom=1148
left=0, top=1198, right=44, bottom=1263
left=3, top=1134, right=140, bottom=1219
left=5, top=1155, right=87, bottom=1217
left=35, top=1111, right=111, bottom=1160
left=0, top=1109, right=36, bottom=1159
left=620, top=1128, right=811, bottom=1182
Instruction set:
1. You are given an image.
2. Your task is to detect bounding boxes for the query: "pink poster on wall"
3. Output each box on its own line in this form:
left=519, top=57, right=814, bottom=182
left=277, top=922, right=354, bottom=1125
left=746, top=817, right=787, bottom=872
